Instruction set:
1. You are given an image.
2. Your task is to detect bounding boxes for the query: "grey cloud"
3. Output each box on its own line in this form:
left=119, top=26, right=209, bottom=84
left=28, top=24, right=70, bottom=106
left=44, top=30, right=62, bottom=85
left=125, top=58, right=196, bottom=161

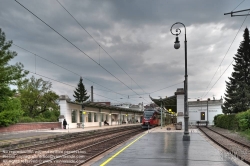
left=2, top=0, right=250, bottom=104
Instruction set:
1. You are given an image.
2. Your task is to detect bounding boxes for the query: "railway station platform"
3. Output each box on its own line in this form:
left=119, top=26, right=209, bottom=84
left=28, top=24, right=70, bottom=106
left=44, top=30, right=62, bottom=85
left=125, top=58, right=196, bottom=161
left=90, top=126, right=248, bottom=166
left=0, top=124, right=139, bottom=147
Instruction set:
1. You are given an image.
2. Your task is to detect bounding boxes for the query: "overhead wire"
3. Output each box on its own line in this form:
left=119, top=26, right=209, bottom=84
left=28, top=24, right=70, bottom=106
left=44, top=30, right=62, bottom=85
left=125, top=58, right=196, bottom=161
left=14, top=40, right=181, bottom=103
left=203, top=60, right=234, bottom=98
left=201, top=9, right=250, bottom=98
left=56, top=0, right=149, bottom=96
left=128, top=81, right=183, bottom=97
left=15, top=0, right=149, bottom=103
left=232, top=0, right=245, bottom=12
left=24, top=70, right=128, bottom=103
left=13, top=43, right=128, bottom=98
left=202, top=9, right=250, bottom=98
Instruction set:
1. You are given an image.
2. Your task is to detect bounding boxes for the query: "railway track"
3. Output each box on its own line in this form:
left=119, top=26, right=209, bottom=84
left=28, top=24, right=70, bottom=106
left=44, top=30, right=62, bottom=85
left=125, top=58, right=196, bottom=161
left=198, top=126, right=250, bottom=165
left=1, top=126, right=144, bottom=166
left=1, top=125, right=137, bottom=151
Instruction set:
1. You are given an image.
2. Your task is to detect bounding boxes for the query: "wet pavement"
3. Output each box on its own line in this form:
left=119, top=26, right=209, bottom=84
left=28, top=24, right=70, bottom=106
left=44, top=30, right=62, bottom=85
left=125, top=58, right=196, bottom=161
left=0, top=125, right=247, bottom=166
left=91, top=127, right=247, bottom=166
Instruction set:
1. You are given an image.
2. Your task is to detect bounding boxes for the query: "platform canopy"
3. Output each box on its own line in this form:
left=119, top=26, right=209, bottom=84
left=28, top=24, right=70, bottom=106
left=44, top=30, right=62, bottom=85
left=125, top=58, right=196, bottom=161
left=149, top=95, right=177, bottom=113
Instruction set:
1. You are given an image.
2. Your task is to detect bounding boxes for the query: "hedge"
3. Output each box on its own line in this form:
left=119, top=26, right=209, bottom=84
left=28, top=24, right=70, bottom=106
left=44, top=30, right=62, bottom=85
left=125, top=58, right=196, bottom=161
left=214, top=110, right=250, bottom=131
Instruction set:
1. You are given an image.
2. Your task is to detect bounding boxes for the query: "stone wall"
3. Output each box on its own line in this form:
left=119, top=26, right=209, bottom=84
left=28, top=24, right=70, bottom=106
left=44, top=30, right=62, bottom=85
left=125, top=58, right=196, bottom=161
left=0, top=122, right=61, bottom=133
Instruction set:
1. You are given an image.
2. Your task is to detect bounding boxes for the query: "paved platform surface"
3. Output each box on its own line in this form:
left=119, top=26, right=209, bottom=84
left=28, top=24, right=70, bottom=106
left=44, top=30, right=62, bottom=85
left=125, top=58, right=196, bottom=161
left=0, top=124, right=139, bottom=146
left=90, top=126, right=248, bottom=166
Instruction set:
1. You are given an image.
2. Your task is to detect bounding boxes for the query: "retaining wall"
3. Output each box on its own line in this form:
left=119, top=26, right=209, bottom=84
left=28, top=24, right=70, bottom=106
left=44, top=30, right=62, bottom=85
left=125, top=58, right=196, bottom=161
left=0, top=122, right=61, bottom=132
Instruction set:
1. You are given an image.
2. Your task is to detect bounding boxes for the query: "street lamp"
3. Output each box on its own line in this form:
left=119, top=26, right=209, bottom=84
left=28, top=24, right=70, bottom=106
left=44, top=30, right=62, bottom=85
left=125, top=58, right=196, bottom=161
left=170, top=22, right=190, bottom=141
left=82, top=111, right=86, bottom=129
left=207, top=98, right=210, bottom=126
left=159, top=97, right=163, bottom=129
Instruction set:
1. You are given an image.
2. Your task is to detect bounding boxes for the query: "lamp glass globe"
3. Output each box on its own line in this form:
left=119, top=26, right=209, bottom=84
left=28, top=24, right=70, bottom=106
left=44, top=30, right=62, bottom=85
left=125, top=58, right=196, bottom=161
left=174, top=43, right=180, bottom=49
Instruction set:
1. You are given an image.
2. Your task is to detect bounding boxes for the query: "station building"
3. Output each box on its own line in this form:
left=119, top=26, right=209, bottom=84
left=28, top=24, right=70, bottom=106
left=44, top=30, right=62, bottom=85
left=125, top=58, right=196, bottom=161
left=59, top=95, right=143, bottom=129
left=150, top=88, right=223, bottom=128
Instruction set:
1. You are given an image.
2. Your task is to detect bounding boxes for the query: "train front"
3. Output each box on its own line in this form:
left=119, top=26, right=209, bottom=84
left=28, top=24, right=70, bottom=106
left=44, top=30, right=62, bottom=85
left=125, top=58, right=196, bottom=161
left=141, top=110, right=154, bottom=129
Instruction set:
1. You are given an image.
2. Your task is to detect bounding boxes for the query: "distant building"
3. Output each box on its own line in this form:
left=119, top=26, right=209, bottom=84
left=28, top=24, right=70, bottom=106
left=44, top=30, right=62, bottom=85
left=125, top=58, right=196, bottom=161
left=59, top=95, right=143, bottom=128
left=188, top=98, right=223, bottom=125
left=129, top=103, right=144, bottom=111
left=111, top=103, right=130, bottom=108
left=150, top=88, right=223, bottom=128
left=144, top=103, right=158, bottom=109
left=112, top=102, right=144, bottom=111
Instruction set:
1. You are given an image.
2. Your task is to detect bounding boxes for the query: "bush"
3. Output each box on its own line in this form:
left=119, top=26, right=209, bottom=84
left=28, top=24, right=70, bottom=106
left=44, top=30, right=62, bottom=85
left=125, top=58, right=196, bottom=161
left=214, top=114, right=237, bottom=130
left=18, top=110, right=60, bottom=123
left=236, top=110, right=250, bottom=131
left=38, top=110, right=59, bottom=122
left=0, top=98, right=23, bottom=126
left=214, top=114, right=223, bottom=126
left=214, top=110, right=250, bottom=131
left=18, top=116, right=36, bottom=123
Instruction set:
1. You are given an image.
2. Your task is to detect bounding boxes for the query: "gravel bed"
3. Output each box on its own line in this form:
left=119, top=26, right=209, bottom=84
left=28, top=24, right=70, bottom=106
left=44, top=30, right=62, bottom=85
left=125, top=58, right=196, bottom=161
left=1, top=128, right=141, bottom=166
left=209, top=126, right=250, bottom=146
left=199, top=127, right=250, bottom=165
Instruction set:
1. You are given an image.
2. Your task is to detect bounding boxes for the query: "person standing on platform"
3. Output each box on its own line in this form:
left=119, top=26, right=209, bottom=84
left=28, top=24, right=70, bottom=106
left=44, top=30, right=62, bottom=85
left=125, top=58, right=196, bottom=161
left=63, top=119, right=67, bottom=129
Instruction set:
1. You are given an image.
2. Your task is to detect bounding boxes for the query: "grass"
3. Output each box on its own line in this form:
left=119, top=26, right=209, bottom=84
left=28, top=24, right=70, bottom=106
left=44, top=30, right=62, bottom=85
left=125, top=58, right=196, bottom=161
left=239, top=129, right=250, bottom=141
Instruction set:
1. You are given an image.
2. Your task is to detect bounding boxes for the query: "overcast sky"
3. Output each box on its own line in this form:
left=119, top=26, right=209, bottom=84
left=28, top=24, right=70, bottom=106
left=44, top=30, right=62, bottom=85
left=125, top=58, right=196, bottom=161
left=1, top=0, right=250, bottom=105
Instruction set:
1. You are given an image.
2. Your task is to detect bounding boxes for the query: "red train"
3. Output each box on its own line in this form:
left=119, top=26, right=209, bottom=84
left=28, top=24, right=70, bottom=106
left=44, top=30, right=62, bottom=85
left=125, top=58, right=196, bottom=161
left=141, top=108, right=161, bottom=129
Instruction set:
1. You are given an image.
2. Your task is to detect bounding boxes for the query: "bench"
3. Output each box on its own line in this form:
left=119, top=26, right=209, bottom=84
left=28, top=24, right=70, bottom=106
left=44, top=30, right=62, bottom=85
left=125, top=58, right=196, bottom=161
left=196, top=121, right=208, bottom=126
left=122, top=121, right=126, bottom=124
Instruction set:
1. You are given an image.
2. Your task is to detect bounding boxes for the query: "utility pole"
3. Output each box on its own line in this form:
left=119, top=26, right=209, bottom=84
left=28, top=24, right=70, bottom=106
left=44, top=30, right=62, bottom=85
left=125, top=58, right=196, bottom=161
left=224, top=8, right=250, bottom=17
left=91, top=86, right=93, bottom=102
left=160, top=97, right=163, bottom=129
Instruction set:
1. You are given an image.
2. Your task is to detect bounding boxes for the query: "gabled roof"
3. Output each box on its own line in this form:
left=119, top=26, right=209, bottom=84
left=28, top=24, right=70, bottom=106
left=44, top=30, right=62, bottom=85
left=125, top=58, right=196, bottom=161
left=82, top=101, right=143, bottom=113
left=61, top=95, right=143, bottom=114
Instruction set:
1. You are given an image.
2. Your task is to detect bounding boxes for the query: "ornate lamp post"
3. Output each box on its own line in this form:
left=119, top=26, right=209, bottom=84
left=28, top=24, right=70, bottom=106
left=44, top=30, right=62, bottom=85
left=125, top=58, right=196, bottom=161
left=170, top=22, right=190, bottom=141
left=82, top=111, right=86, bottom=129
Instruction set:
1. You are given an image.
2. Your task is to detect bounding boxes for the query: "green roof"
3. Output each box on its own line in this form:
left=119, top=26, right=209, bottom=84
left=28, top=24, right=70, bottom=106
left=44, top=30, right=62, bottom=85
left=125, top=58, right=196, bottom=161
left=150, top=95, right=177, bottom=113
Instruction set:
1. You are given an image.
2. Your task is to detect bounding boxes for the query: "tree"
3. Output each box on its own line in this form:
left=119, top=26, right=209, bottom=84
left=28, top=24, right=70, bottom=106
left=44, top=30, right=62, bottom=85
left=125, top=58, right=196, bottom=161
left=73, top=77, right=89, bottom=103
left=222, top=28, right=250, bottom=114
left=0, top=28, right=28, bottom=126
left=18, top=76, right=59, bottom=118
left=0, top=28, right=28, bottom=100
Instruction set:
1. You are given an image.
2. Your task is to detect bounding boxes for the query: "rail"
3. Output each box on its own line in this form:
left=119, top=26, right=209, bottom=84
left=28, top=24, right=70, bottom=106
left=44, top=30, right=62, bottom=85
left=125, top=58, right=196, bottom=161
left=198, top=126, right=250, bottom=165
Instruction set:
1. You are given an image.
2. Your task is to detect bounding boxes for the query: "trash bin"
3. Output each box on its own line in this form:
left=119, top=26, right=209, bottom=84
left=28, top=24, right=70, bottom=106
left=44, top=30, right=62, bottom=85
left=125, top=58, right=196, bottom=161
left=175, top=122, right=182, bottom=130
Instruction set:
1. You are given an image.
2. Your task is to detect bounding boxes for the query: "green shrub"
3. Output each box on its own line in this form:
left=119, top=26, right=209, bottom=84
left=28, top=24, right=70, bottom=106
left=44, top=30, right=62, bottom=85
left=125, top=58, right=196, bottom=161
left=214, top=114, right=223, bottom=126
left=238, top=119, right=248, bottom=131
left=18, top=116, right=36, bottom=123
left=214, top=110, right=250, bottom=131
left=236, top=110, right=250, bottom=131
left=214, top=114, right=237, bottom=130
left=18, top=110, right=60, bottom=123
left=240, top=129, right=250, bottom=141
left=0, top=98, right=23, bottom=126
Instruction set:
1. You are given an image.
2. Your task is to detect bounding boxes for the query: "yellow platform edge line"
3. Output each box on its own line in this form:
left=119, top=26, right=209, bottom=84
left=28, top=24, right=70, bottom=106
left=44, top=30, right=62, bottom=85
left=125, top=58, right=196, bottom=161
left=100, top=132, right=147, bottom=166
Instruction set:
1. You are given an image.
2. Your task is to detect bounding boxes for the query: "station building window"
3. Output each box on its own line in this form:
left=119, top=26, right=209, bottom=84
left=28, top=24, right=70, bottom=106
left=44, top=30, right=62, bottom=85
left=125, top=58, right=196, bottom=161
left=79, top=111, right=83, bottom=122
left=200, top=112, right=205, bottom=120
left=106, top=114, right=108, bottom=121
left=88, top=112, right=92, bottom=122
left=72, top=110, right=76, bottom=123
left=94, top=113, right=98, bottom=122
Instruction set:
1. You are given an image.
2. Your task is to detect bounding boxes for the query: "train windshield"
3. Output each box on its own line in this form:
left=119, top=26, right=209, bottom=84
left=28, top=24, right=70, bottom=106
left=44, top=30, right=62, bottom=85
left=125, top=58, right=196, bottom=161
left=144, top=111, right=154, bottom=119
